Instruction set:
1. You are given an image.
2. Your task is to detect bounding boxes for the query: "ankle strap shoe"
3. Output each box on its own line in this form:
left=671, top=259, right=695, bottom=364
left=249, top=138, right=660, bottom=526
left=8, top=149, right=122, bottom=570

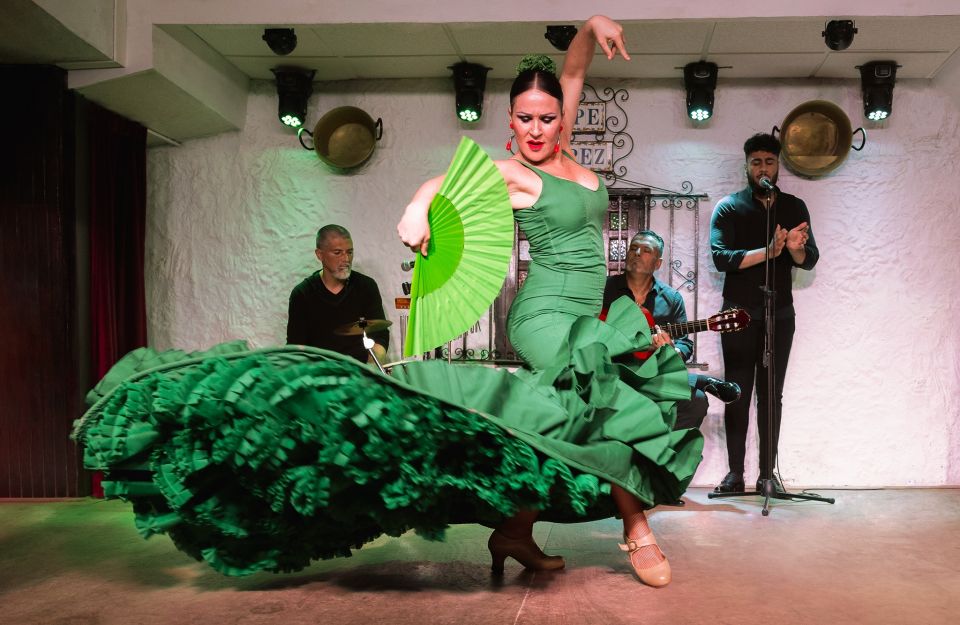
left=619, top=532, right=671, bottom=587
left=488, top=530, right=565, bottom=573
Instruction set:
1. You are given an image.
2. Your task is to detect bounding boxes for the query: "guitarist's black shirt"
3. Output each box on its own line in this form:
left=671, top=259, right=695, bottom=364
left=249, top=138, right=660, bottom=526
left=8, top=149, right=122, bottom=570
left=710, top=186, right=819, bottom=319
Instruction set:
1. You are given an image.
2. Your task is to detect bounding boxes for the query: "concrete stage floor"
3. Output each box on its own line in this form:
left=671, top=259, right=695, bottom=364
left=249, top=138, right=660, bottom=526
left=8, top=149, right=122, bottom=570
left=1, top=488, right=958, bottom=625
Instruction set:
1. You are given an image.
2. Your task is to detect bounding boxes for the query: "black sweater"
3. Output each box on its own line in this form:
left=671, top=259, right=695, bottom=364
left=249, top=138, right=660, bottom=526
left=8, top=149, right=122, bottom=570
left=286, top=270, right=389, bottom=362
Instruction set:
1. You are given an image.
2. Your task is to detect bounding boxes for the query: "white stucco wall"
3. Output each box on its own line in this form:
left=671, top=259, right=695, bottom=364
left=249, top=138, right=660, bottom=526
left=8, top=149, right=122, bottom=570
left=146, top=75, right=960, bottom=488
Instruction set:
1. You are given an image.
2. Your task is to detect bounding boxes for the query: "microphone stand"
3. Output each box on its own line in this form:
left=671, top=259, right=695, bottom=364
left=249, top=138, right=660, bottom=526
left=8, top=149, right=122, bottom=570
left=708, top=183, right=834, bottom=515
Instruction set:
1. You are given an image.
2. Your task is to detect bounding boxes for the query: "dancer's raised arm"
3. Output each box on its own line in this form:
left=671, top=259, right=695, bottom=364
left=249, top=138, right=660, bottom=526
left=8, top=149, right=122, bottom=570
left=559, top=16, right=629, bottom=150
left=399, top=15, right=630, bottom=255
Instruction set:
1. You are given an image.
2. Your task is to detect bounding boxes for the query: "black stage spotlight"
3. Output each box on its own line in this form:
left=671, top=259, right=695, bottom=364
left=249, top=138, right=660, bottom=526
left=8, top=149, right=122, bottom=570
left=271, top=67, right=315, bottom=128
left=858, top=61, right=899, bottom=121
left=545, top=25, right=578, bottom=51
left=263, top=28, right=297, bottom=55
left=449, top=62, right=491, bottom=123
left=822, top=20, right=857, bottom=51
left=684, top=61, right=718, bottom=121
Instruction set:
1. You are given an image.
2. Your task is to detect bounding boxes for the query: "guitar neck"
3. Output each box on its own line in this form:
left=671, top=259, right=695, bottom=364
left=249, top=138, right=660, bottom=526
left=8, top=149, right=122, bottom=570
left=661, top=319, right=710, bottom=336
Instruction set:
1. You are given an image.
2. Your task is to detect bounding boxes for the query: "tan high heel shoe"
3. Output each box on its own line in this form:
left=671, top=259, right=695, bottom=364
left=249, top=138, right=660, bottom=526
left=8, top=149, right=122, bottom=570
left=487, top=530, right=565, bottom=573
left=619, top=532, right=671, bottom=587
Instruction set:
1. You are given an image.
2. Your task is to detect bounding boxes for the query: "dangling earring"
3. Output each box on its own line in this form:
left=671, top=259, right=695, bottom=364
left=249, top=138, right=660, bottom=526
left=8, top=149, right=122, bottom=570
left=506, top=137, right=513, bottom=152
left=554, top=142, right=561, bottom=154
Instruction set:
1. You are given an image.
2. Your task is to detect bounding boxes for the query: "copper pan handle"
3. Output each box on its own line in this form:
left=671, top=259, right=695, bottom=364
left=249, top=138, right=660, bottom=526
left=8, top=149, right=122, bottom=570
left=851, top=127, right=866, bottom=151
left=298, top=127, right=314, bottom=151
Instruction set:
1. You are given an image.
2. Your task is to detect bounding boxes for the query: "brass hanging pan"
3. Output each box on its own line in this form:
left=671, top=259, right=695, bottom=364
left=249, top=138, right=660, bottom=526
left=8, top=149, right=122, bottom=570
left=299, top=106, right=383, bottom=172
left=773, top=100, right=865, bottom=178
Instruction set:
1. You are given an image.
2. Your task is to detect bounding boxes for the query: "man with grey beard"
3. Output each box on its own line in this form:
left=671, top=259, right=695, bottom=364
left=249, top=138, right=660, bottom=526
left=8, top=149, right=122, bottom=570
left=287, top=224, right=389, bottom=363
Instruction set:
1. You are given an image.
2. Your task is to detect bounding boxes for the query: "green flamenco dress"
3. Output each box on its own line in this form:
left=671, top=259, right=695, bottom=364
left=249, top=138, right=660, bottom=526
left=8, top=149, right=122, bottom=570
left=393, top=162, right=702, bottom=516
left=75, top=299, right=699, bottom=576
left=73, top=162, right=702, bottom=577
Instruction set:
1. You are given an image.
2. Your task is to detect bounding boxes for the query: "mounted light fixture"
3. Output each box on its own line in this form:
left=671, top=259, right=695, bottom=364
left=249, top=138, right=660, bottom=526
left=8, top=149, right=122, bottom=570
left=858, top=61, right=899, bottom=121
left=545, top=25, right=578, bottom=51
left=684, top=61, right=718, bottom=122
left=449, top=62, right=491, bottom=123
left=271, top=67, right=315, bottom=128
left=263, top=28, right=297, bottom=55
left=822, top=20, right=857, bottom=51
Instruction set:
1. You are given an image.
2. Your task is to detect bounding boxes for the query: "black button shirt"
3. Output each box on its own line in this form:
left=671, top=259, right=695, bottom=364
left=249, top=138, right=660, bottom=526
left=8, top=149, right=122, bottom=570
left=710, top=186, right=819, bottom=319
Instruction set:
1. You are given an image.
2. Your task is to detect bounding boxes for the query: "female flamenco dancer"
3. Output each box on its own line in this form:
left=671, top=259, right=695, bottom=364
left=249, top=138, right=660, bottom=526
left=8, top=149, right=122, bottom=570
left=75, top=15, right=701, bottom=589
left=397, top=15, right=701, bottom=587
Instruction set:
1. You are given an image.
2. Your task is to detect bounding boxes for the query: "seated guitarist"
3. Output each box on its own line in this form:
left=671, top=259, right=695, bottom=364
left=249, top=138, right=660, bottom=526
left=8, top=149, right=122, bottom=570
left=602, top=230, right=740, bottom=432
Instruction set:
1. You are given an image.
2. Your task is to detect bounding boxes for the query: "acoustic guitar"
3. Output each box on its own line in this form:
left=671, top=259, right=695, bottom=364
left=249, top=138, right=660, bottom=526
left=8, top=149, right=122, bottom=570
left=653, top=308, right=751, bottom=338
left=600, top=307, right=751, bottom=361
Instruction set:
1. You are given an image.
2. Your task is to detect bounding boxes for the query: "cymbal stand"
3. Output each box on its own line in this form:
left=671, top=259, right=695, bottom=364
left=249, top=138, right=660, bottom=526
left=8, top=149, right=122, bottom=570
left=357, top=319, right=387, bottom=374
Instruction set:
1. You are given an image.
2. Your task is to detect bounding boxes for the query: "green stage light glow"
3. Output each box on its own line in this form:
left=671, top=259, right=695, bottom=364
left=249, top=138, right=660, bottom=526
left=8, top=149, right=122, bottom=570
left=272, top=67, right=314, bottom=130
left=684, top=62, right=718, bottom=124
left=859, top=61, right=897, bottom=122
left=450, top=62, right=490, bottom=123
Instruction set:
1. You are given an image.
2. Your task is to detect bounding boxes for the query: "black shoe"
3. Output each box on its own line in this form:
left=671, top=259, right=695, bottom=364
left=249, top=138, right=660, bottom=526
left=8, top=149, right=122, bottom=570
left=702, top=377, right=741, bottom=403
left=755, top=476, right=785, bottom=494
left=713, top=471, right=745, bottom=493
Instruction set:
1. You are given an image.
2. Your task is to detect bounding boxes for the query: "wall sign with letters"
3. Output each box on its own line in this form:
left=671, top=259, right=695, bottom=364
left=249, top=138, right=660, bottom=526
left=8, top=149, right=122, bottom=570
left=575, top=100, right=606, bottom=132
left=570, top=84, right=634, bottom=184
left=569, top=142, right=613, bottom=171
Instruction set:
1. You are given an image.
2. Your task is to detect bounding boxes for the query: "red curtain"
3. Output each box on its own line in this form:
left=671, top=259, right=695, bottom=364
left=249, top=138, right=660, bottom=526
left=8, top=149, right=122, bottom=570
left=0, top=66, right=84, bottom=497
left=86, top=102, right=148, bottom=496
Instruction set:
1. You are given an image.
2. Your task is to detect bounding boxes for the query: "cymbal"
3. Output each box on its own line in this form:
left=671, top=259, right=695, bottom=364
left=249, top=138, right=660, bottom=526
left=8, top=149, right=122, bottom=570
left=334, top=318, right=392, bottom=336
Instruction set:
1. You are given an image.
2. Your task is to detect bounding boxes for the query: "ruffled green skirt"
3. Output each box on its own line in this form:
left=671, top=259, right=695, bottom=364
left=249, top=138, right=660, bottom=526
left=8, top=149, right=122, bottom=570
left=73, top=298, right=702, bottom=576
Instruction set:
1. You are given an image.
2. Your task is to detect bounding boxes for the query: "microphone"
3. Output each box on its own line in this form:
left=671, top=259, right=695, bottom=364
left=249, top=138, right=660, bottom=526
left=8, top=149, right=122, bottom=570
left=400, top=259, right=415, bottom=271
left=758, top=176, right=775, bottom=191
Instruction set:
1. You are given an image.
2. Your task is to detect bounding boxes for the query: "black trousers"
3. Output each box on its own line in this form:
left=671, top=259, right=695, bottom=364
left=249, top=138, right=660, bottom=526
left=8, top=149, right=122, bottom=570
left=720, top=316, right=795, bottom=476
left=674, top=374, right=709, bottom=431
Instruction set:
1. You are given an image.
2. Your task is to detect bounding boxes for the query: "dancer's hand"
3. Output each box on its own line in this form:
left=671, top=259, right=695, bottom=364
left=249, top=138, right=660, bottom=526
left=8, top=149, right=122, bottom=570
left=397, top=206, right=431, bottom=256
left=399, top=177, right=443, bottom=256
left=586, top=15, right=630, bottom=61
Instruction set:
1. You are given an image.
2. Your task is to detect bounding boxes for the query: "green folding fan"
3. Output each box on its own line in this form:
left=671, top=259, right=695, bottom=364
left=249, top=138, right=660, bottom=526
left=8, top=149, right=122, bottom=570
left=404, top=137, right=513, bottom=357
